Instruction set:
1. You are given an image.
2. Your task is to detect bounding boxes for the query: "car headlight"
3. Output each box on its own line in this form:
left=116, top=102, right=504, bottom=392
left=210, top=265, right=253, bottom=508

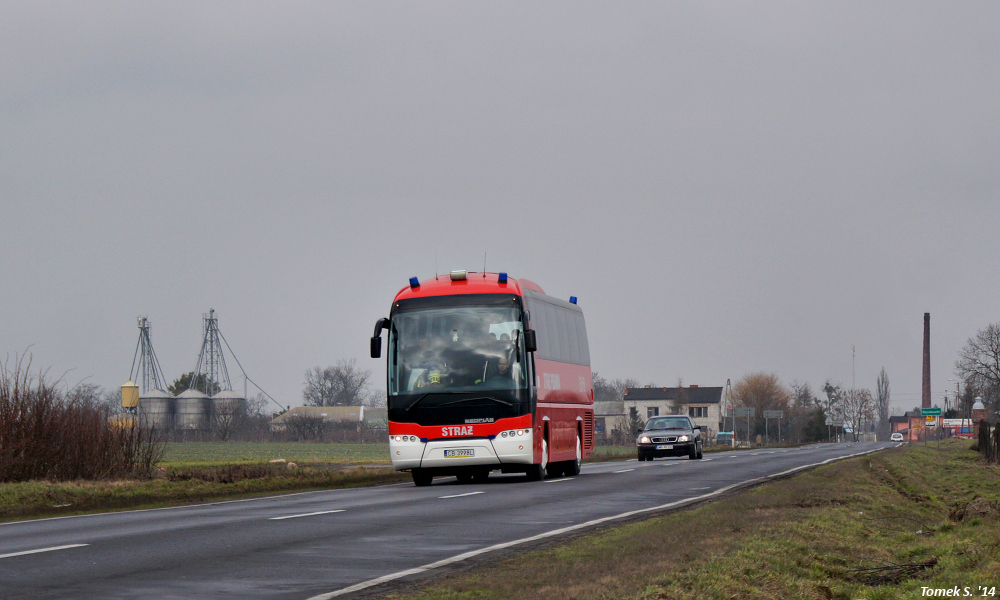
left=639, top=435, right=651, bottom=444
left=677, top=435, right=690, bottom=442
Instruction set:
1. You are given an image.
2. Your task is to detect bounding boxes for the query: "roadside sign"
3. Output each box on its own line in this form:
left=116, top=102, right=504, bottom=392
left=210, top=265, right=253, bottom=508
left=727, top=407, right=755, bottom=417
left=763, top=410, right=784, bottom=419
left=921, top=407, right=942, bottom=416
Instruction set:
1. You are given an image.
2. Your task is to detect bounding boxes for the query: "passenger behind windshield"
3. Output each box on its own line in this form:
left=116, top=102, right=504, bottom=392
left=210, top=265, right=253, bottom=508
left=392, top=307, right=524, bottom=393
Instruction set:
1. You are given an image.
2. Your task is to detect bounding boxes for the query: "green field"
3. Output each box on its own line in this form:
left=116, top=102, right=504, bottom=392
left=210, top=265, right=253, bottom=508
left=161, top=442, right=392, bottom=466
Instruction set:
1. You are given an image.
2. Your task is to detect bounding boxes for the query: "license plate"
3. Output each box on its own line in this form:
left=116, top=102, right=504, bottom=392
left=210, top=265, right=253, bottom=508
left=444, top=449, right=474, bottom=457
left=655, top=445, right=673, bottom=450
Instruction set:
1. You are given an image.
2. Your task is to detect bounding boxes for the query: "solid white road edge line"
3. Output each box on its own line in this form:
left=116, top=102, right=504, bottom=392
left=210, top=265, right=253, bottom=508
left=438, top=492, right=484, bottom=499
left=305, top=446, right=884, bottom=600
left=0, top=544, right=89, bottom=560
left=269, top=510, right=345, bottom=521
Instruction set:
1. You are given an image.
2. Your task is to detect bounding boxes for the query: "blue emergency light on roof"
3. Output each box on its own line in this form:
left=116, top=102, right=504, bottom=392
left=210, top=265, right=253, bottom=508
left=409, top=277, right=420, bottom=288
left=498, top=272, right=508, bottom=283
left=569, top=296, right=578, bottom=304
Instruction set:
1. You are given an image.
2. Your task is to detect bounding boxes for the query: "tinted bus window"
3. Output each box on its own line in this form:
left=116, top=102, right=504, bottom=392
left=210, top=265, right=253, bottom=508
left=523, top=291, right=590, bottom=366
left=575, top=312, right=591, bottom=365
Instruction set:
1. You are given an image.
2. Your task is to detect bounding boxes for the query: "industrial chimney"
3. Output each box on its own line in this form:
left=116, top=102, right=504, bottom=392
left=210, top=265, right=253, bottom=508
left=922, top=312, right=931, bottom=409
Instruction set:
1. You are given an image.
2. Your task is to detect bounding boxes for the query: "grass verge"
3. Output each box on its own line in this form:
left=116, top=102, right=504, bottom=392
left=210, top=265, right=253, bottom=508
left=0, top=464, right=410, bottom=521
left=380, top=439, right=1000, bottom=600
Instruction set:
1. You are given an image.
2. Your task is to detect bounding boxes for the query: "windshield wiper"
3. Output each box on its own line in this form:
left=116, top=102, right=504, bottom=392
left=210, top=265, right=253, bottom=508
left=436, top=396, right=514, bottom=408
left=403, top=393, right=433, bottom=413
left=404, top=395, right=514, bottom=412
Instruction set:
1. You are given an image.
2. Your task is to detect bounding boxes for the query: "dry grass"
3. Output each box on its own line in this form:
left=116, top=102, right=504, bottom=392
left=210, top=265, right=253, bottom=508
left=0, top=464, right=410, bottom=520
left=383, top=439, right=1000, bottom=600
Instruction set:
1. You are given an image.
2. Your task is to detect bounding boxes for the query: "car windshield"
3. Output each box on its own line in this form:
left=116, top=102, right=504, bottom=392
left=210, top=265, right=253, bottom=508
left=388, top=298, right=525, bottom=395
left=645, top=417, right=690, bottom=431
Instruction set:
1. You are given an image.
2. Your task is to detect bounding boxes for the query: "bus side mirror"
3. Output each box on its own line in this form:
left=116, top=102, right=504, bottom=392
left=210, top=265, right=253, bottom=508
left=371, top=318, right=389, bottom=359
left=524, top=329, right=537, bottom=353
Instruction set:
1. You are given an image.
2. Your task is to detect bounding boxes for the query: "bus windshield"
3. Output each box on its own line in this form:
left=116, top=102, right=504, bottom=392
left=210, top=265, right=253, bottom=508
left=388, top=299, right=525, bottom=396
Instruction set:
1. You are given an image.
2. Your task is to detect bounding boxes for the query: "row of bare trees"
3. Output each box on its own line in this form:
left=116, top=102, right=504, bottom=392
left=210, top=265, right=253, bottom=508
left=303, top=359, right=383, bottom=407
left=594, top=369, right=894, bottom=445
left=729, top=371, right=889, bottom=443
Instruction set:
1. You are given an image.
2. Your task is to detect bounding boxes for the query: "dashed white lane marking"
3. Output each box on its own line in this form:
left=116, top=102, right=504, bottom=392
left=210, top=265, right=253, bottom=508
left=613, top=469, right=635, bottom=473
left=438, top=492, right=484, bottom=499
left=269, top=510, right=345, bottom=521
left=0, top=544, right=89, bottom=560
left=543, top=478, right=574, bottom=484
left=690, top=487, right=711, bottom=490
left=305, top=445, right=886, bottom=600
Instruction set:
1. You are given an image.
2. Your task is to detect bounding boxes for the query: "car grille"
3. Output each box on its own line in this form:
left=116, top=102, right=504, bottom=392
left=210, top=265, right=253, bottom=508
left=651, top=436, right=678, bottom=443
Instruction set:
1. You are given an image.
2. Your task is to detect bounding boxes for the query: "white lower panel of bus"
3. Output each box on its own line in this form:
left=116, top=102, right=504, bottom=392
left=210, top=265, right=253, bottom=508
left=419, top=440, right=501, bottom=468
left=390, top=432, right=535, bottom=470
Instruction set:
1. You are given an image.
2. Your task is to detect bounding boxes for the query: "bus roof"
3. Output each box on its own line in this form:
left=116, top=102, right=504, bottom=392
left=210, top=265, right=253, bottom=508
left=393, top=271, right=545, bottom=302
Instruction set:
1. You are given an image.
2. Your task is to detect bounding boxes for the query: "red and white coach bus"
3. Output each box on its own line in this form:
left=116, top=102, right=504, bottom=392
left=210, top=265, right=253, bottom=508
left=371, top=270, right=594, bottom=486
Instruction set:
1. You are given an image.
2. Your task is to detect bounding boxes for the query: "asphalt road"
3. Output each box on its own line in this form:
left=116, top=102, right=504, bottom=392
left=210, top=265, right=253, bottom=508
left=0, top=442, right=892, bottom=600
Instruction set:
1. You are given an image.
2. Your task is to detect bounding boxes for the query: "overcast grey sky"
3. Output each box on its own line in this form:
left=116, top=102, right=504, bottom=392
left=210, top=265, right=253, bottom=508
left=3, top=2, right=998, bottom=414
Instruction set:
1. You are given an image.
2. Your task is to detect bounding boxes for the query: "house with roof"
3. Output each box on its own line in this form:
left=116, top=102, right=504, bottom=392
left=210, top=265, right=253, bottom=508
left=593, top=397, right=625, bottom=440
left=622, top=385, right=724, bottom=440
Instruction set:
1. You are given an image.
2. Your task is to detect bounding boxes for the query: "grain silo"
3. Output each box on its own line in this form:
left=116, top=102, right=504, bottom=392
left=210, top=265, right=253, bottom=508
left=175, top=388, right=211, bottom=430
left=138, top=388, right=174, bottom=431
left=211, top=389, right=246, bottom=420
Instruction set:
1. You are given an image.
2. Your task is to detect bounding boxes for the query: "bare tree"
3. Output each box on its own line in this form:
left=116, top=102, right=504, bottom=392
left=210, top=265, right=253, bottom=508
left=65, top=383, right=119, bottom=415
left=955, top=323, right=1000, bottom=414
left=876, top=368, right=891, bottom=440
left=303, top=359, right=373, bottom=407
left=841, top=388, right=877, bottom=442
left=612, top=406, right=645, bottom=445
left=283, top=413, right=327, bottom=441
left=211, top=399, right=246, bottom=442
left=732, top=372, right=791, bottom=440
left=822, top=380, right=843, bottom=422
left=789, top=380, right=818, bottom=409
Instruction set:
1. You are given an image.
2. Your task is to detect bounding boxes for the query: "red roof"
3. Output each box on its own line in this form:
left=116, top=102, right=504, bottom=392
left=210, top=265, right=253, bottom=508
left=393, top=272, right=544, bottom=301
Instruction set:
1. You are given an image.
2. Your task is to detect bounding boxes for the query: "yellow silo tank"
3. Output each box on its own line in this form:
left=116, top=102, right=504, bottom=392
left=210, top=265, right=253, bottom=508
left=121, top=381, right=139, bottom=409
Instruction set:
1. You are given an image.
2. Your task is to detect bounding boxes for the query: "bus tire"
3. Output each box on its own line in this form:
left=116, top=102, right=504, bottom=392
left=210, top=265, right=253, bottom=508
left=564, top=436, right=582, bottom=477
left=412, top=469, right=433, bottom=486
left=526, top=439, right=548, bottom=481
left=472, top=468, right=490, bottom=483
left=456, top=472, right=472, bottom=483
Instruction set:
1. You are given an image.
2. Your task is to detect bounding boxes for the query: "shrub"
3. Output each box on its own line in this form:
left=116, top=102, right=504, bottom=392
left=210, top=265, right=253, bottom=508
left=0, top=356, right=165, bottom=482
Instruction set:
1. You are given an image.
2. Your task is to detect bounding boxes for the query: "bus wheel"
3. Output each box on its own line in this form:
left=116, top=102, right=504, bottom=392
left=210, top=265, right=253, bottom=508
left=456, top=472, right=472, bottom=483
left=564, top=436, right=582, bottom=477
left=412, top=469, right=433, bottom=486
left=526, top=439, right=548, bottom=481
left=472, top=468, right=490, bottom=483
